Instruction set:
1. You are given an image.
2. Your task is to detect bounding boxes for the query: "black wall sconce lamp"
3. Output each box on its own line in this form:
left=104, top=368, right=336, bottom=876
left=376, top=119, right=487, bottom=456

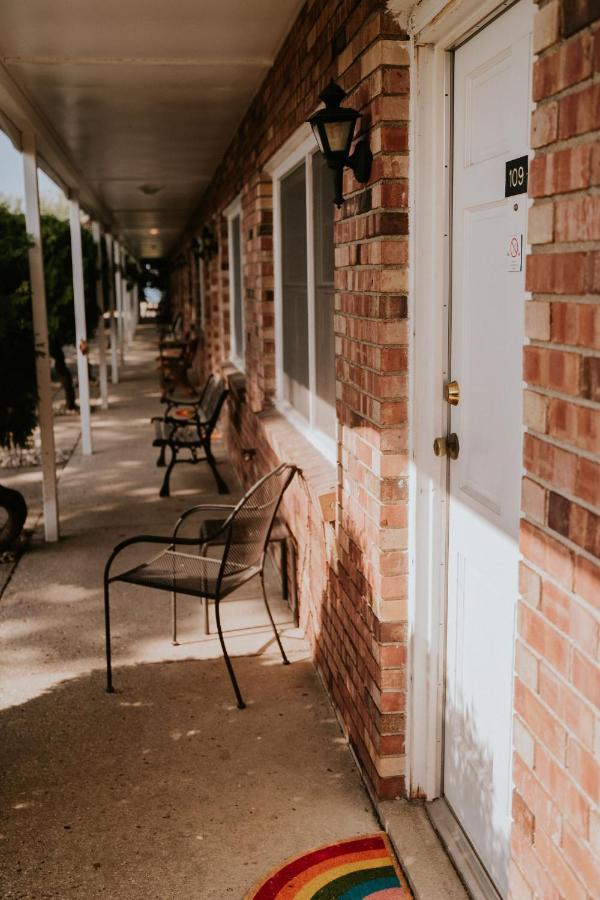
left=307, top=80, right=372, bottom=208
left=196, top=224, right=218, bottom=262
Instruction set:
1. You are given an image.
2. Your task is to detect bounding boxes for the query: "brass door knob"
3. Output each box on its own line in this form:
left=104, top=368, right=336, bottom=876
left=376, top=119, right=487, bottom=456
left=433, top=433, right=460, bottom=459
left=444, top=380, right=460, bottom=405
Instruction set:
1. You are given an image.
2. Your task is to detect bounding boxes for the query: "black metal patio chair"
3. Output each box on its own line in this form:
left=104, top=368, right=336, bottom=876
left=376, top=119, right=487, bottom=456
left=103, top=463, right=298, bottom=709
left=151, top=375, right=229, bottom=496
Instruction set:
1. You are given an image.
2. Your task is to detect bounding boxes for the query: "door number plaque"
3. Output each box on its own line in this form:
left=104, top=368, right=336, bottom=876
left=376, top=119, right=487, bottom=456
left=505, top=156, right=528, bottom=197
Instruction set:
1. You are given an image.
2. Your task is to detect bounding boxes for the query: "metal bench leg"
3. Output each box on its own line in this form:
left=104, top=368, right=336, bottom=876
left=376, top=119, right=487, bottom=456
left=214, top=596, right=245, bottom=709
left=289, top=539, right=299, bottom=626
left=104, top=575, right=115, bottom=693
left=171, top=590, right=178, bottom=645
left=156, top=443, right=166, bottom=467
left=260, top=572, right=290, bottom=665
left=159, top=445, right=177, bottom=497
left=280, top=538, right=288, bottom=600
left=203, top=435, right=229, bottom=494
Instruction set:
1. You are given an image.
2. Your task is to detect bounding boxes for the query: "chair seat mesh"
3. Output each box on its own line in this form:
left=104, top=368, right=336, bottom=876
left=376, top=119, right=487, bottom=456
left=114, top=550, right=258, bottom=599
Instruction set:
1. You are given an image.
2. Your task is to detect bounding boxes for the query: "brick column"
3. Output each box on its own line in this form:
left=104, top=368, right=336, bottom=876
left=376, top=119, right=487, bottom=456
left=315, top=11, right=410, bottom=799
left=241, top=173, right=275, bottom=410
left=510, top=2, right=600, bottom=897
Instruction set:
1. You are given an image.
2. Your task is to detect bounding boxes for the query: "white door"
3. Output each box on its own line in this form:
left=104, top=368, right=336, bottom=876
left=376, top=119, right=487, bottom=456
left=444, top=3, right=533, bottom=896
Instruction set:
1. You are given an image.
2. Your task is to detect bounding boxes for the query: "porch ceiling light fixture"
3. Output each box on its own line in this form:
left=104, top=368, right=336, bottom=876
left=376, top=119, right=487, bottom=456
left=307, top=80, right=372, bottom=208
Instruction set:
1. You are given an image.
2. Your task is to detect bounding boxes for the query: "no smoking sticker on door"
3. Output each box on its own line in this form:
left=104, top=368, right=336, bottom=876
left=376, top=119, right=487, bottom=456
left=507, top=233, right=522, bottom=272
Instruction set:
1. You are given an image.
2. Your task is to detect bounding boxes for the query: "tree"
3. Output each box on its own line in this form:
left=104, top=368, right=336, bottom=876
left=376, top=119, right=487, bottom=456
left=0, top=202, right=101, bottom=440
left=0, top=203, right=38, bottom=447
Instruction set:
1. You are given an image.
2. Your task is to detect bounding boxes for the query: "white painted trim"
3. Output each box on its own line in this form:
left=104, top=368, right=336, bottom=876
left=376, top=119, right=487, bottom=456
left=305, top=152, right=316, bottom=430
left=275, top=400, right=337, bottom=466
left=407, top=0, right=536, bottom=811
left=91, top=221, right=109, bottom=410
left=0, top=63, right=112, bottom=226
left=105, top=232, right=119, bottom=384
left=22, top=131, right=59, bottom=541
left=265, top=127, right=314, bottom=177
left=114, top=241, right=125, bottom=365
left=271, top=130, right=336, bottom=464
left=224, top=194, right=245, bottom=371
left=69, top=194, right=93, bottom=455
left=410, top=0, right=516, bottom=44
left=407, top=33, right=453, bottom=801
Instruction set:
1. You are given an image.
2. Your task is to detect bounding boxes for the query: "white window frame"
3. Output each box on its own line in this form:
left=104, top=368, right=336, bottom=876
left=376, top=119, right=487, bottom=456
left=223, top=194, right=245, bottom=370
left=267, top=126, right=336, bottom=464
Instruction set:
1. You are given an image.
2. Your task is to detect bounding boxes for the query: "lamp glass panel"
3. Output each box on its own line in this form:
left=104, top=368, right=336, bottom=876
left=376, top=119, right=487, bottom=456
left=324, top=119, right=353, bottom=152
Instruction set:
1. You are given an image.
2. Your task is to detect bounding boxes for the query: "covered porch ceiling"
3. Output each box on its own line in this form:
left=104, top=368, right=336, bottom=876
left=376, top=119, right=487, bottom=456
left=0, top=0, right=302, bottom=258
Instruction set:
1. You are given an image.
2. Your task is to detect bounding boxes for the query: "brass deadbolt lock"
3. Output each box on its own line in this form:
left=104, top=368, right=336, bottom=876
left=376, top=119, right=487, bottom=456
left=433, top=433, right=460, bottom=460
left=444, top=380, right=460, bottom=405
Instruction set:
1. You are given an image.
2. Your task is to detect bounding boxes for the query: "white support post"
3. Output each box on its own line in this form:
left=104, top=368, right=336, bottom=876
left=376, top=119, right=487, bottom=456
left=114, top=242, right=125, bottom=365
left=105, top=233, right=119, bottom=384
left=91, top=221, right=109, bottom=410
left=69, top=194, right=92, bottom=455
left=21, top=132, right=59, bottom=542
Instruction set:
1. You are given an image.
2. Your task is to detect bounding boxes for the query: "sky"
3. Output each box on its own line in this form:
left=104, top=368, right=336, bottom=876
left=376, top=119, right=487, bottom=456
left=0, top=127, right=65, bottom=210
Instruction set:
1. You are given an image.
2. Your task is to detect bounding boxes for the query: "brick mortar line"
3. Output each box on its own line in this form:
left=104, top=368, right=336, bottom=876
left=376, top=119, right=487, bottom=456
left=533, top=127, right=600, bottom=155
left=513, top=709, right=595, bottom=798
left=524, top=382, right=600, bottom=409
left=522, top=512, right=600, bottom=567
left=530, top=240, right=600, bottom=253
left=534, top=21, right=599, bottom=62
left=524, top=427, right=600, bottom=463
left=524, top=471, right=600, bottom=517
left=531, top=189, right=600, bottom=206
left=514, top=674, right=583, bottom=767
left=532, top=67, right=600, bottom=107
left=519, top=556, right=600, bottom=622
left=526, top=293, right=600, bottom=305
left=515, top=626, right=599, bottom=710
left=526, top=338, right=600, bottom=356
left=513, top=649, right=598, bottom=755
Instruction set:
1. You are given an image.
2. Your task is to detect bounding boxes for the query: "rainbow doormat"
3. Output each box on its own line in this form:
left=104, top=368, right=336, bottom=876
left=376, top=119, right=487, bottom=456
left=246, top=833, right=413, bottom=899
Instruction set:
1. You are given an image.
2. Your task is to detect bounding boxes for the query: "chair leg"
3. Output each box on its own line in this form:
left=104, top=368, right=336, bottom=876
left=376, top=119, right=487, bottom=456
left=104, top=576, right=115, bottom=693
left=289, top=540, right=299, bottom=627
left=201, top=596, right=210, bottom=635
left=159, top=446, right=177, bottom=497
left=203, top=435, right=229, bottom=494
left=280, top=538, right=288, bottom=600
left=214, top=596, right=245, bottom=709
left=156, top=444, right=166, bottom=467
left=260, top=572, right=290, bottom=665
left=171, top=591, right=178, bottom=645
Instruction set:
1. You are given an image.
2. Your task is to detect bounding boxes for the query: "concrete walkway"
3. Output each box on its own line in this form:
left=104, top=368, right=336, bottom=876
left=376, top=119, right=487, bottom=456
left=0, top=326, right=468, bottom=900
left=0, top=327, right=380, bottom=899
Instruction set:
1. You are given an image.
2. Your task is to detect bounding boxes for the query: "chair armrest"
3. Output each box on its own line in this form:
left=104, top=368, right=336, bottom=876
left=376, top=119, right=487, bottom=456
left=104, top=534, right=201, bottom=582
left=173, top=504, right=236, bottom=541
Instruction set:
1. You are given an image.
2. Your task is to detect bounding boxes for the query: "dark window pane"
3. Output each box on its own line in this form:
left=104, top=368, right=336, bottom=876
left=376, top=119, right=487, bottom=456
left=281, top=162, right=309, bottom=418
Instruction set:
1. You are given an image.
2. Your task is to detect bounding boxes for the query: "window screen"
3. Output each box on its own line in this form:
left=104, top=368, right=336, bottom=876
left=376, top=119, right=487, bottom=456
left=231, top=214, right=244, bottom=362
left=312, top=153, right=336, bottom=437
left=280, top=162, right=309, bottom=419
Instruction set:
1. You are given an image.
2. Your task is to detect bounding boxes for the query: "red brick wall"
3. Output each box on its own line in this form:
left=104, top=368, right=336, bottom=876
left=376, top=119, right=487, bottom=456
left=511, top=1, right=600, bottom=897
left=175, top=0, right=411, bottom=799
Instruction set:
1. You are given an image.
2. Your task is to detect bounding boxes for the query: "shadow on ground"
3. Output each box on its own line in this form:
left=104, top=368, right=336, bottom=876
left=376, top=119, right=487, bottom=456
left=0, top=656, right=377, bottom=900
